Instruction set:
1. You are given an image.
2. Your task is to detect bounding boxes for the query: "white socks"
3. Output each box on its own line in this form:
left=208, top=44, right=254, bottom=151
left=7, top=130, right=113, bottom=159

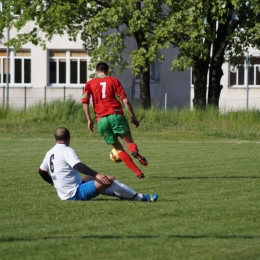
left=110, top=179, right=137, bottom=199
left=101, top=188, right=114, bottom=196
left=102, top=180, right=144, bottom=201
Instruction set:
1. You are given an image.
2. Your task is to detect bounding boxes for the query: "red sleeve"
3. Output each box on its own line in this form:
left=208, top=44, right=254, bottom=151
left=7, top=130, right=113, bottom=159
left=114, top=78, right=127, bottom=101
left=81, top=82, right=92, bottom=104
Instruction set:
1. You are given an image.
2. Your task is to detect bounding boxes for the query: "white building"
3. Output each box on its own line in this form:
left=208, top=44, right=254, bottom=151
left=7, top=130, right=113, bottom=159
left=0, top=20, right=93, bottom=108
left=1, top=14, right=260, bottom=111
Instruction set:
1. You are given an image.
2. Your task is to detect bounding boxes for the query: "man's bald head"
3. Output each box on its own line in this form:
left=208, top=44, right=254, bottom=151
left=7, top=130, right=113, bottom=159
left=54, top=127, right=70, bottom=142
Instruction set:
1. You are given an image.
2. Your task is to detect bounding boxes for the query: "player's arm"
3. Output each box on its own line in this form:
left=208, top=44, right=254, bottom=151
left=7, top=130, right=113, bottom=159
left=122, top=97, right=140, bottom=127
left=82, top=83, right=94, bottom=132
left=38, top=168, right=54, bottom=185
left=82, top=103, right=93, bottom=132
left=82, top=103, right=94, bottom=132
left=73, top=162, right=98, bottom=177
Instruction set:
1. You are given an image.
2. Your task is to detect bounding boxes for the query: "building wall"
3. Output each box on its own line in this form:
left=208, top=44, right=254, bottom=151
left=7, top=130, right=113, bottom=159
left=0, top=24, right=92, bottom=107
left=2, top=20, right=260, bottom=111
left=114, top=37, right=191, bottom=109
left=190, top=48, right=260, bottom=111
left=160, top=47, right=190, bottom=109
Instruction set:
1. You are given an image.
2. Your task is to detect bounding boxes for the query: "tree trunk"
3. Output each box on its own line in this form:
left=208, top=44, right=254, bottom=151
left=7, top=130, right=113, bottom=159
left=192, top=58, right=209, bottom=109
left=208, top=3, right=234, bottom=108
left=140, top=67, right=151, bottom=109
left=134, top=29, right=151, bottom=109
left=208, top=28, right=228, bottom=108
left=208, top=61, right=223, bottom=108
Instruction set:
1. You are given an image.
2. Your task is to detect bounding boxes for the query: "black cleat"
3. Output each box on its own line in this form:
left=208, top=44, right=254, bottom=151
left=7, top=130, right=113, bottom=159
left=131, top=152, right=148, bottom=166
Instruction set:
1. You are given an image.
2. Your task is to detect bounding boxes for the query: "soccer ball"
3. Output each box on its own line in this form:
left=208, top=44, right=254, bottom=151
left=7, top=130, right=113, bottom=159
left=110, top=149, right=122, bottom=163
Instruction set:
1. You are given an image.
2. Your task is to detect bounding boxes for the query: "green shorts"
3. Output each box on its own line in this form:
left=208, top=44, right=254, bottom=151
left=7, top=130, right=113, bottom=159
left=97, top=114, right=131, bottom=145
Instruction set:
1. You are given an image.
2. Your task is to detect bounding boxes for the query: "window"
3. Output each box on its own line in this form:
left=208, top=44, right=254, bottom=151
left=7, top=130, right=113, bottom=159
left=70, top=51, right=87, bottom=84
left=230, top=57, right=260, bottom=87
left=49, top=50, right=87, bottom=86
left=0, top=49, right=31, bottom=85
left=230, top=65, right=244, bottom=86
left=14, top=50, right=31, bottom=84
left=0, top=50, right=10, bottom=84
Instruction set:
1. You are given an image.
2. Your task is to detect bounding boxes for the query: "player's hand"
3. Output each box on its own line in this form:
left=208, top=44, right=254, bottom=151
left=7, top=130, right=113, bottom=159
left=96, top=173, right=113, bottom=185
left=131, top=117, right=140, bottom=128
left=88, top=119, right=94, bottom=132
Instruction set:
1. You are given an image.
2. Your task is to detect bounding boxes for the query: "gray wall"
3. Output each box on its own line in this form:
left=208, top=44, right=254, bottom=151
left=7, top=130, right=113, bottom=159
left=160, top=47, right=190, bottom=109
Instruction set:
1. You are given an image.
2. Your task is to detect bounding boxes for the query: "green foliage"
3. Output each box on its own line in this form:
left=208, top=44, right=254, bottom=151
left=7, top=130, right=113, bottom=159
left=2, top=101, right=260, bottom=140
left=0, top=99, right=87, bottom=123
left=1, top=1, right=260, bottom=71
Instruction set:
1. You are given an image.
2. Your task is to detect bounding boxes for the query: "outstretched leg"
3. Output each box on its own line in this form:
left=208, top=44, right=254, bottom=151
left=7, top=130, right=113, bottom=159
left=119, top=135, right=148, bottom=166
left=110, top=179, right=158, bottom=202
left=82, top=175, right=158, bottom=202
left=112, top=139, right=145, bottom=178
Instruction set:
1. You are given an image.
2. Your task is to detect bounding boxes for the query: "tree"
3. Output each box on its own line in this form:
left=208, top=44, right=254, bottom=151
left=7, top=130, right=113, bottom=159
left=0, top=0, right=167, bottom=109
left=155, top=0, right=260, bottom=109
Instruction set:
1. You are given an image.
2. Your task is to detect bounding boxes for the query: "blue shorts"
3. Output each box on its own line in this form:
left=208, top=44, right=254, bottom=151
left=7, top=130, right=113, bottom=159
left=69, top=180, right=99, bottom=201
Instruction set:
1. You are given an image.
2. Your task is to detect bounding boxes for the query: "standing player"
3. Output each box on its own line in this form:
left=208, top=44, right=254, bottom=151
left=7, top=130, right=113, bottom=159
left=38, top=127, right=158, bottom=202
left=82, top=62, right=147, bottom=179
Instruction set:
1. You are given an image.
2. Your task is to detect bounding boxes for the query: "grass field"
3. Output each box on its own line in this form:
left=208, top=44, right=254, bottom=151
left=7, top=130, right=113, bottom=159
left=0, top=104, right=260, bottom=260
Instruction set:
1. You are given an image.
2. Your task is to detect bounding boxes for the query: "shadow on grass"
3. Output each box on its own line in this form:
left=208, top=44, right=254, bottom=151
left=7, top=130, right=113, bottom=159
left=1, top=234, right=260, bottom=243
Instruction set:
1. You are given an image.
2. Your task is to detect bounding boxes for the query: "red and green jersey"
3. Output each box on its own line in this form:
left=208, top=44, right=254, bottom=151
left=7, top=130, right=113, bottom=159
left=81, top=76, right=127, bottom=120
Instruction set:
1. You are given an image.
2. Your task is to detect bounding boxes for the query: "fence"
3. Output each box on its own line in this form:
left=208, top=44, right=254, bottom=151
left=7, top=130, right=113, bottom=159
left=2, top=85, right=260, bottom=111
left=0, top=86, right=134, bottom=109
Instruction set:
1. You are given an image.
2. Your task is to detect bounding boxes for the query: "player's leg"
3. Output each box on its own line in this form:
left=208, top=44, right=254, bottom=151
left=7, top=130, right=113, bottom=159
left=110, top=114, right=148, bottom=167
left=112, top=139, right=145, bottom=178
left=97, top=115, right=144, bottom=178
left=74, top=175, right=158, bottom=202
left=110, top=178, right=159, bottom=202
left=109, top=114, right=147, bottom=171
left=70, top=176, right=113, bottom=201
left=119, top=135, right=148, bottom=167
left=82, top=175, right=121, bottom=198
left=69, top=181, right=99, bottom=201
left=95, top=176, right=158, bottom=202
left=82, top=175, right=141, bottom=199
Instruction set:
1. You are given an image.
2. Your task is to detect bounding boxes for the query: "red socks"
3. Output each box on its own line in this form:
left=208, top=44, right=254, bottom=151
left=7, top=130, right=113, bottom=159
left=118, top=150, right=142, bottom=176
left=128, top=143, right=138, bottom=153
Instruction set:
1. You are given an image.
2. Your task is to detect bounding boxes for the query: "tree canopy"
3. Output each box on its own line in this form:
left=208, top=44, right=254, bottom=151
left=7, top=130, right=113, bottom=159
left=1, top=0, right=260, bottom=109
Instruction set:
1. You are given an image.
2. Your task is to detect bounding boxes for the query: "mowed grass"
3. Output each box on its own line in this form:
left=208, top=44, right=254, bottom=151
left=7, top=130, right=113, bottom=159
left=0, top=103, right=260, bottom=260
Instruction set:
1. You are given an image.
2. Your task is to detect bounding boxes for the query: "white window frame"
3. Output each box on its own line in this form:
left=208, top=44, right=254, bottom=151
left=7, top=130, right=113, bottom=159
left=48, top=50, right=88, bottom=87
left=229, top=64, right=260, bottom=88
left=14, top=55, right=31, bottom=85
left=0, top=49, right=31, bottom=86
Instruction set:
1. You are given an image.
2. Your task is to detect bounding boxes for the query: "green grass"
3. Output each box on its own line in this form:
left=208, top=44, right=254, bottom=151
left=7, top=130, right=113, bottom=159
left=0, top=102, right=260, bottom=259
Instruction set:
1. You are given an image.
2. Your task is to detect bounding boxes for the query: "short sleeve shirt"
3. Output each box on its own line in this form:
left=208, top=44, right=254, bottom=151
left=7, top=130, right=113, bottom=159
left=81, top=76, right=127, bottom=120
left=40, top=144, right=82, bottom=200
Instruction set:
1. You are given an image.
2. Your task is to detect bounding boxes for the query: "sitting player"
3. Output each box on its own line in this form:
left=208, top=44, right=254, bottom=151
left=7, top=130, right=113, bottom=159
left=38, top=127, right=158, bottom=202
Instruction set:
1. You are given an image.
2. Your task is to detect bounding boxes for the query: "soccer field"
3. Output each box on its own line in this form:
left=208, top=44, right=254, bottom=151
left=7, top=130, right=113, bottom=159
left=0, top=126, right=260, bottom=260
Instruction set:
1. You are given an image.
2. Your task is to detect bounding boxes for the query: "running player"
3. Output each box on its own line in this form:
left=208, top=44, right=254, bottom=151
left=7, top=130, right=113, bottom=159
left=82, top=62, right=147, bottom=179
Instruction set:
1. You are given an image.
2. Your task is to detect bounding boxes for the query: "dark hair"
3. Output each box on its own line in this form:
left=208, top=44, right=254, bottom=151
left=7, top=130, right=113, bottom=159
left=96, top=62, right=109, bottom=73
left=54, top=127, right=70, bottom=141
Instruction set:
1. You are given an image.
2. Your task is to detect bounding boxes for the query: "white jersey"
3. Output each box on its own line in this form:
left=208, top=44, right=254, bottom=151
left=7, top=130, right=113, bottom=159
left=40, top=143, right=82, bottom=200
